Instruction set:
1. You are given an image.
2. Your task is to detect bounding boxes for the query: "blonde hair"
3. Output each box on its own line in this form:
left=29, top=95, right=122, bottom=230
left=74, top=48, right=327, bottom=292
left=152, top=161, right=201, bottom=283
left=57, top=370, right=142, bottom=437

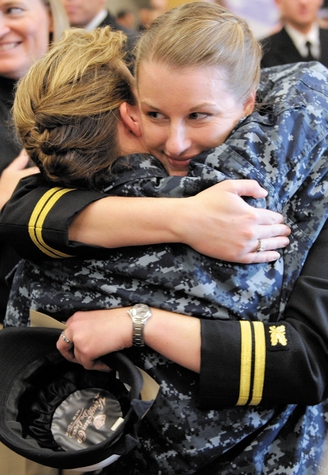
left=13, top=27, right=135, bottom=190
left=135, top=2, right=261, bottom=102
left=42, top=0, right=69, bottom=42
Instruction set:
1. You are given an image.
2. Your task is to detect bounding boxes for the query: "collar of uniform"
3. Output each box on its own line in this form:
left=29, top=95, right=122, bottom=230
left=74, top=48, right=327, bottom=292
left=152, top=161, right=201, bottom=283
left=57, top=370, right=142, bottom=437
left=284, top=23, right=320, bottom=59
left=85, top=9, right=108, bottom=31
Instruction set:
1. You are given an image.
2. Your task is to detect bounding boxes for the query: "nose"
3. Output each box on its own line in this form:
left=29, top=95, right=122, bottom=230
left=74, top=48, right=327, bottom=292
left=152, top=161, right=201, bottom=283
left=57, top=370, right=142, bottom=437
left=165, top=122, right=191, bottom=156
left=0, top=14, right=10, bottom=37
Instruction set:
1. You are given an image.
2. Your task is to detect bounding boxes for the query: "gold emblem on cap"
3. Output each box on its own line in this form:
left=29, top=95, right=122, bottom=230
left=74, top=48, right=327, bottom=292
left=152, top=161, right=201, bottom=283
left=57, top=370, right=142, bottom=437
left=94, top=414, right=106, bottom=430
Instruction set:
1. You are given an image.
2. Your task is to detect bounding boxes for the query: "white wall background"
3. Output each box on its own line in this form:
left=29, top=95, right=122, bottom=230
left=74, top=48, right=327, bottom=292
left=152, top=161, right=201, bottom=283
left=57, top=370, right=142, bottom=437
left=225, top=0, right=280, bottom=39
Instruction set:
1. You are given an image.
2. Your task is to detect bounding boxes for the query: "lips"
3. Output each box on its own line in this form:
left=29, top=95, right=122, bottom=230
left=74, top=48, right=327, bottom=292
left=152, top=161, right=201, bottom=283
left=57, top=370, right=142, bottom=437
left=166, top=156, right=192, bottom=169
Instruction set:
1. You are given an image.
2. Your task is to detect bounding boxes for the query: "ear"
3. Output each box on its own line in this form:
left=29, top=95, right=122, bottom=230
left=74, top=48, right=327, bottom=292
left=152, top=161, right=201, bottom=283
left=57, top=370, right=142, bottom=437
left=119, top=102, right=142, bottom=137
left=243, top=91, right=256, bottom=116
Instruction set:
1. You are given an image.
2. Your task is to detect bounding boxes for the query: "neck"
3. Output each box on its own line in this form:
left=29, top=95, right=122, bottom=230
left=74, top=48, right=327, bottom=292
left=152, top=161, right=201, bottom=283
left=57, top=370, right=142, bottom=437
left=117, top=117, right=148, bottom=155
left=119, top=132, right=148, bottom=156
left=287, top=20, right=315, bottom=35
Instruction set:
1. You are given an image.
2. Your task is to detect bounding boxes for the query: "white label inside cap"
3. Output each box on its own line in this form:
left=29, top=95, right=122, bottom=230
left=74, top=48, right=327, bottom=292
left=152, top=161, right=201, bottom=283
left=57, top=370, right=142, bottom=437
left=51, top=388, right=123, bottom=451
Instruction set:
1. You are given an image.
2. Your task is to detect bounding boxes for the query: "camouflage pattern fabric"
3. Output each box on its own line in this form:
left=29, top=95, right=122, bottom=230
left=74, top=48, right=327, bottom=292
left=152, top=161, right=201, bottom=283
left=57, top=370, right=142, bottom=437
left=5, top=62, right=328, bottom=473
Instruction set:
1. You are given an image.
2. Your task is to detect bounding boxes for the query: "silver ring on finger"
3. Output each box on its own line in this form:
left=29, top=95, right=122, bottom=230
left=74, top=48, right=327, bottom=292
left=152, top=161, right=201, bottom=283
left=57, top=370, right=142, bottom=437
left=61, top=331, right=73, bottom=345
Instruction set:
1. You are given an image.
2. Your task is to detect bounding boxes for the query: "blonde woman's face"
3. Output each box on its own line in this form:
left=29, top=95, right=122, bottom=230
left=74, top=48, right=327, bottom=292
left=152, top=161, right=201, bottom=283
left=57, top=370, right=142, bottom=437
left=0, top=0, right=52, bottom=80
left=138, top=62, right=255, bottom=176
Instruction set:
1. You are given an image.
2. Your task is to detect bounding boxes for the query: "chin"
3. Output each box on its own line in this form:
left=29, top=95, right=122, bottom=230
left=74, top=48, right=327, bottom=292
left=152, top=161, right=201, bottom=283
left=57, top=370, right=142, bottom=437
left=171, top=170, right=189, bottom=177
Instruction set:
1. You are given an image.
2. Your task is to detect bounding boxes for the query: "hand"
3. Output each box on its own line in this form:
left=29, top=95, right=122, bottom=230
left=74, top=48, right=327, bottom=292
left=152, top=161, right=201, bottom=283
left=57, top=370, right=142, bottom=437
left=57, top=306, right=201, bottom=373
left=0, top=150, right=39, bottom=209
left=56, top=308, right=133, bottom=371
left=179, top=180, right=290, bottom=264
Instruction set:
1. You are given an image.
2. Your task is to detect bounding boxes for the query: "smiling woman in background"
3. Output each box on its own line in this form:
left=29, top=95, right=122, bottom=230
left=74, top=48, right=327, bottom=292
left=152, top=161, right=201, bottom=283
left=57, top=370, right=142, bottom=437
left=0, top=0, right=69, bottom=323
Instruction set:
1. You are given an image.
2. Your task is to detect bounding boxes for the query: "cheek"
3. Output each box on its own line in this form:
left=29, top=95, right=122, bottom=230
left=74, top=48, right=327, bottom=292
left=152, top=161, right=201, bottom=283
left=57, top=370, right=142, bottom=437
left=197, top=123, right=233, bottom=149
left=191, top=127, right=220, bottom=149
left=143, top=123, right=166, bottom=149
left=25, top=15, right=51, bottom=56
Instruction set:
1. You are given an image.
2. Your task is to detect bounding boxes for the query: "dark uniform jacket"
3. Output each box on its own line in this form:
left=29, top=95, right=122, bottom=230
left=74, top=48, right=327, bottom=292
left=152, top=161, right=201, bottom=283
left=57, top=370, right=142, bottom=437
left=0, top=76, right=23, bottom=321
left=261, top=26, right=328, bottom=68
left=1, top=63, right=328, bottom=474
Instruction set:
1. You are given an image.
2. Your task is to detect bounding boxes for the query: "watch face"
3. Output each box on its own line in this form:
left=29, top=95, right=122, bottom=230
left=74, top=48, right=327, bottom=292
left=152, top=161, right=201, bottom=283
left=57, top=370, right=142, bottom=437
left=128, top=305, right=152, bottom=347
left=134, top=304, right=151, bottom=319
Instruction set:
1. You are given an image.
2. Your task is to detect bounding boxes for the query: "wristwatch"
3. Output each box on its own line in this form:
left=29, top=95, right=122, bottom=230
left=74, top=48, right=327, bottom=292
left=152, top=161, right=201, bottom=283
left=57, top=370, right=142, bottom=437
left=127, top=304, right=152, bottom=347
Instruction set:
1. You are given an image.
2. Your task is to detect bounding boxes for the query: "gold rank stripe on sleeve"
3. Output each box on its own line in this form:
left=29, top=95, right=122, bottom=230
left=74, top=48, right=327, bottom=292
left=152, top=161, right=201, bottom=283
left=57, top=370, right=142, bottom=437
left=28, top=187, right=75, bottom=258
left=237, top=320, right=266, bottom=406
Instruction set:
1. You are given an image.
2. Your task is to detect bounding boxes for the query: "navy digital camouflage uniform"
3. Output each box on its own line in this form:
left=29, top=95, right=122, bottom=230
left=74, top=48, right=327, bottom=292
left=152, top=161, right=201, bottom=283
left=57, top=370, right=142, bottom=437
left=2, top=62, right=328, bottom=474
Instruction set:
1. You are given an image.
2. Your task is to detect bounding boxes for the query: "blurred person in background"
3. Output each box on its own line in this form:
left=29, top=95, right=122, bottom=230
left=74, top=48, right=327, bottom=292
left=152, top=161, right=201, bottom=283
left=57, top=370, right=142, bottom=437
left=261, top=0, right=328, bottom=67
left=61, top=0, right=138, bottom=62
left=0, top=0, right=69, bottom=323
left=0, top=1, right=70, bottom=473
left=116, top=9, right=137, bottom=30
left=137, top=0, right=167, bottom=30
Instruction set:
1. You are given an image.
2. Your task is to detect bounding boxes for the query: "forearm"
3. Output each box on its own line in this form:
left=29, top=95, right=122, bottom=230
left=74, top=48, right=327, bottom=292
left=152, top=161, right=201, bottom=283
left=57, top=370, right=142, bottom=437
left=1, top=175, right=289, bottom=263
left=144, top=308, right=201, bottom=373
left=59, top=306, right=201, bottom=373
left=70, top=180, right=290, bottom=263
left=69, top=195, right=188, bottom=248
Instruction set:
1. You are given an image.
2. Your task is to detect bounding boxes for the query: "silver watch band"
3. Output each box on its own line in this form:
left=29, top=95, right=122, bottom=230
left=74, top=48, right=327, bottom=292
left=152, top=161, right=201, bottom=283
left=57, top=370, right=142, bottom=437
left=127, top=304, right=152, bottom=347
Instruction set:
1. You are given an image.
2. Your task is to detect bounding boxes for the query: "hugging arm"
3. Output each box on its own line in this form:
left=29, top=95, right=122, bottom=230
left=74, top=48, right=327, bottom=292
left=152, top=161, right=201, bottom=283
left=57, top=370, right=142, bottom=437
left=0, top=174, right=289, bottom=264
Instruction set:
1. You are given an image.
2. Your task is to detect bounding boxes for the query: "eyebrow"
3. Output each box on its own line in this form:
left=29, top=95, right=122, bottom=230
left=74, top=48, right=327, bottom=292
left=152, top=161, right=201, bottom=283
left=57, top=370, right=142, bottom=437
left=189, top=102, right=218, bottom=111
left=140, top=100, right=218, bottom=111
left=139, top=101, right=160, bottom=110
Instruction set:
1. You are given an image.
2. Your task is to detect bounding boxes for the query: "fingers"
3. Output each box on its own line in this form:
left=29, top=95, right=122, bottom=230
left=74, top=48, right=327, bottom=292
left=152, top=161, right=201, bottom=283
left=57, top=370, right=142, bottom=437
left=10, top=150, right=30, bottom=169
left=9, top=150, right=39, bottom=174
left=255, top=206, right=288, bottom=226
left=23, top=166, right=40, bottom=177
left=221, top=179, right=268, bottom=199
left=61, top=331, right=73, bottom=345
left=56, top=333, right=75, bottom=360
left=257, top=223, right=291, bottom=240
left=259, top=235, right=290, bottom=251
left=250, top=250, right=282, bottom=264
left=240, top=235, right=290, bottom=264
left=80, top=360, right=110, bottom=372
left=5, top=151, right=39, bottom=176
left=56, top=333, right=110, bottom=372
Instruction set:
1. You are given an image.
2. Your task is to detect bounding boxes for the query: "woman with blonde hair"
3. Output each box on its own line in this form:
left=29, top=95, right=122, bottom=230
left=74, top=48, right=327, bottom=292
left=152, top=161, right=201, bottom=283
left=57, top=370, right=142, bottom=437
left=13, top=26, right=138, bottom=191
left=0, top=1, right=290, bottom=327
left=2, top=3, right=328, bottom=473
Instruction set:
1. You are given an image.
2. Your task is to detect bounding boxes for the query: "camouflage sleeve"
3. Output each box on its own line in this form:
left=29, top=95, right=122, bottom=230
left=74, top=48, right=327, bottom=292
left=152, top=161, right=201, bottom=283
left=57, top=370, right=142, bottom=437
left=199, top=220, right=328, bottom=408
left=0, top=174, right=107, bottom=260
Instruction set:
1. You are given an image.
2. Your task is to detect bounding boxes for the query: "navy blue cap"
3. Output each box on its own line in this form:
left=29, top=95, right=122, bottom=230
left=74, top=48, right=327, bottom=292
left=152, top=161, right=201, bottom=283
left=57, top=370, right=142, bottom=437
left=0, top=326, right=158, bottom=471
